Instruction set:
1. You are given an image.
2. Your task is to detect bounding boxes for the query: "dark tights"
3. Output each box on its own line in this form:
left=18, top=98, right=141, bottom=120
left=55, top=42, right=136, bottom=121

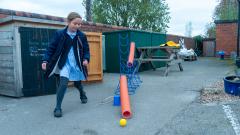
left=55, top=76, right=83, bottom=109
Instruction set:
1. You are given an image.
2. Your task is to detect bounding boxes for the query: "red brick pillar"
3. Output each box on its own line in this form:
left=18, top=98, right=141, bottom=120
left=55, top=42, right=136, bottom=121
left=215, top=21, right=238, bottom=57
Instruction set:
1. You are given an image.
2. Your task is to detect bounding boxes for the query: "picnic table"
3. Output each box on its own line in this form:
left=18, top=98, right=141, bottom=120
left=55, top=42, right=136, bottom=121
left=135, top=46, right=183, bottom=76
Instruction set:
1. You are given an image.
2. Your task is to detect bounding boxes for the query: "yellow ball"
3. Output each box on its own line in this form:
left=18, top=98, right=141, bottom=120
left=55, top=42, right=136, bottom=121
left=119, top=118, right=127, bottom=127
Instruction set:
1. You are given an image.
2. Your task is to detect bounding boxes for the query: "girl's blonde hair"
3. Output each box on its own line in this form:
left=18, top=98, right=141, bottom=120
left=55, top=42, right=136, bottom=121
left=67, top=12, right=82, bottom=22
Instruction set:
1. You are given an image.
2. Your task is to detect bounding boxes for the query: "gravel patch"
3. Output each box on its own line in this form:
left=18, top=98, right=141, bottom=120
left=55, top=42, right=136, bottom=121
left=200, top=80, right=240, bottom=104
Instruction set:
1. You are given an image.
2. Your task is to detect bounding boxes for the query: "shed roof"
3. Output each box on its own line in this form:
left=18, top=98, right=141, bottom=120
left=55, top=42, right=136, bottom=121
left=0, top=8, right=128, bottom=30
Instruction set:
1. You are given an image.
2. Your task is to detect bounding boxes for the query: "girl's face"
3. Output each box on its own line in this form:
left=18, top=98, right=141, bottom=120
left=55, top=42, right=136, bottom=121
left=68, top=18, right=82, bottom=32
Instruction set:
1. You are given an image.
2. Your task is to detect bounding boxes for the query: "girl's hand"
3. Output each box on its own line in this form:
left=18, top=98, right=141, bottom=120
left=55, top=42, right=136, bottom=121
left=83, top=60, right=88, bottom=66
left=42, top=62, right=47, bottom=71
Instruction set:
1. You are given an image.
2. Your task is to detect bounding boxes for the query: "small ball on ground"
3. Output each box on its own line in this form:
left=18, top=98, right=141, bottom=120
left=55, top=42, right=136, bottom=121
left=119, top=118, right=127, bottom=127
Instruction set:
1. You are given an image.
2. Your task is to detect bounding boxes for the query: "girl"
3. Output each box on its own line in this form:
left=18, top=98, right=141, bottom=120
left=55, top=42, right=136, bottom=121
left=42, top=12, right=90, bottom=117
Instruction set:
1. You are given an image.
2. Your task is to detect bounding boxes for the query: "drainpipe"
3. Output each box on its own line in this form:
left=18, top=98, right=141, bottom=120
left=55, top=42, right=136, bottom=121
left=237, top=0, right=240, bottom=57
left=236, top=0, right=240, bottom=67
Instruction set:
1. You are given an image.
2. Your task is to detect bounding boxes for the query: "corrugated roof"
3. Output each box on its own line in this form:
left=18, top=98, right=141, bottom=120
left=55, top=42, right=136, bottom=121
left=0, top=8, right=65, bottom=22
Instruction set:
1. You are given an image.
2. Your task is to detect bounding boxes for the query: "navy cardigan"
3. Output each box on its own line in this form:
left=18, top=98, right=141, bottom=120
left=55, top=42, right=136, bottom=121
left=42, top=27, right=90, bottom=79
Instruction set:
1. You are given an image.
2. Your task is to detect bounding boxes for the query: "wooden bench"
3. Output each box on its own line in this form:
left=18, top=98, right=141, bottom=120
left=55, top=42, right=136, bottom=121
left=135, top=46, right=183, bottom=76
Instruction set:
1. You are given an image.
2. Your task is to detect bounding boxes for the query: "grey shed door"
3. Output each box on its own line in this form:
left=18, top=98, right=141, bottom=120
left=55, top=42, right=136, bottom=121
left=205, top=41, right=215, bottom=57
left=19, top=27, right=58, bottom=96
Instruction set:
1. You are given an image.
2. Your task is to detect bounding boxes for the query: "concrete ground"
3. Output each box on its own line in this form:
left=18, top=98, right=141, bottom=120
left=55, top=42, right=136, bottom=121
left=0, top=57, right=238, bottom=135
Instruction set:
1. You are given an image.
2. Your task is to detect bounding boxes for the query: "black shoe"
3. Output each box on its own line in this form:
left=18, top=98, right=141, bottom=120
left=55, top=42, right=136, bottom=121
left=54, top=108, right=62, bottom=117
left=80, top=91, right=88, bottom=104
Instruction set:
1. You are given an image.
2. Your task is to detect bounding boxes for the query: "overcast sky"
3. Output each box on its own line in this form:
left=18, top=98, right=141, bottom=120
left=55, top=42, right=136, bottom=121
left=0, top=0, right=219, bottom=36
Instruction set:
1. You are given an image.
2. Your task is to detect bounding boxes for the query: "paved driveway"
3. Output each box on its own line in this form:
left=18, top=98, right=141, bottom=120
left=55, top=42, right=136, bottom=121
left=0, top=57, right=236, bottom=135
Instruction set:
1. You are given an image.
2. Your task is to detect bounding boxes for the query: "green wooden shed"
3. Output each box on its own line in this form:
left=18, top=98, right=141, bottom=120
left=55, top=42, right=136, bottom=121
left=103, top=30, right=167, bottom=73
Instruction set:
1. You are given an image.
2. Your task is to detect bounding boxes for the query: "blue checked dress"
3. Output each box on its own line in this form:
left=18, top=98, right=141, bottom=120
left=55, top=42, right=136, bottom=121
left=59, top=31, right=86, bottom=81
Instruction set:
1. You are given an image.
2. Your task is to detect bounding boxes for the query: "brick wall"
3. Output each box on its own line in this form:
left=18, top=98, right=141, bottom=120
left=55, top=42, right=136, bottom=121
left=82, top=24, right=196, bottom=48
left=0, top=14, right=7, bottom=18
left=80, top=21, right=128, bottom=32
left=81, top=23, right=196, bottom=49
left=167, top=34, right=195, bottom=49
left=215, top=20, right=238, bottom=56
